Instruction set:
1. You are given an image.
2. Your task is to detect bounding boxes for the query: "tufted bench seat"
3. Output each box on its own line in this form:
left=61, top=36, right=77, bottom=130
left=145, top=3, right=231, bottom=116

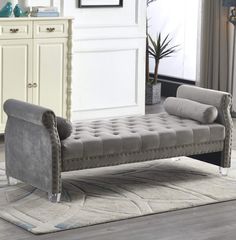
left=62, top=112, right=225, bottom=163
left=3, top=85, right=233, bottom=202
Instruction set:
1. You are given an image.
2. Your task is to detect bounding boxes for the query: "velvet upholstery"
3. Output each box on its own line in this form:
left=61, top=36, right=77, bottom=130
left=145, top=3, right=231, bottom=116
left=163, top=97, right=218, bottom=124
left=4, top=99, right=61, bottom=195
left=56, top=117, right=72, bottom=140
left=177, top=85, right=231, bottom=111
left=3, top=99, right=55, bottom=126
left=61, top=112, right=225, bottom=160
left=3, top=85, right=233, bottom=201
left=177, top=85, right=233, bottom=168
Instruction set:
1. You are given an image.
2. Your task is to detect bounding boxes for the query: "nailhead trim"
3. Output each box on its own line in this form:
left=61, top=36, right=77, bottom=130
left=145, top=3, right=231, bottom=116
left=62, top=140, right=224, bottom=172
left=43, top=94, right=233, bottom=192
left=220, top=94, right=233, bottom=167
left=42, top=112, right=62, bottom=194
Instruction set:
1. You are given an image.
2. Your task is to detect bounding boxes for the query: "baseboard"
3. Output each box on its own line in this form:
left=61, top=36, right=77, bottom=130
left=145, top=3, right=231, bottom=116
left=149, top=74, right=195, bottom=97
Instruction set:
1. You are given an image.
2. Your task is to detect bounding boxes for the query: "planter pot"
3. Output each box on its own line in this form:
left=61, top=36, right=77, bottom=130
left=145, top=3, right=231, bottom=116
left=145, top=82, right=162, bottom=105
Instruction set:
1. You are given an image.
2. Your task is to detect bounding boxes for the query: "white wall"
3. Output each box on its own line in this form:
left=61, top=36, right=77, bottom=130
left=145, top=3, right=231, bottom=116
left=64, top=0, right=146, bottom=120
left=0, top=0, right=51, bottom=7
left=2, top=0, right=146, bottom=120
left=147, top=0, right=199, bottom=81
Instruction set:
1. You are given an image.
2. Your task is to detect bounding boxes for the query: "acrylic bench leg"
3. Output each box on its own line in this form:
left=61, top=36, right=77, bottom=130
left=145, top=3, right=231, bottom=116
left=48, top=193, right=61, bottom=203
left=171, top=157, right=182, bottom=162
left=219, top=167, right=229, bottom=176
left=7, top=176, right=18, bottom=185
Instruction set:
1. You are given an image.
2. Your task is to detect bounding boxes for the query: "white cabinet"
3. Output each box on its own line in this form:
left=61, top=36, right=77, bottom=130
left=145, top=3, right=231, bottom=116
left=0, top=17, right=73, bottom=133
left=33, top=38, right=68, bottom=117
left=0, top=39, right=32, bottom=126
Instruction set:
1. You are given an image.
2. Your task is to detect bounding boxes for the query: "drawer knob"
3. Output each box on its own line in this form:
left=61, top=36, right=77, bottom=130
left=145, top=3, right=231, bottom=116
left=10, top=28, right=19, bottom=33
left=46, top=27, right=55, bottom=33
left=27, top=83, right=33, bottom=88
left=33, top=83, right=38, bottom=88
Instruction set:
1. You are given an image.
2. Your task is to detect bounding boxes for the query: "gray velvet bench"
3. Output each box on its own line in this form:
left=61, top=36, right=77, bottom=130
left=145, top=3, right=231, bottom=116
left=3, top=85, right=233, bottom=202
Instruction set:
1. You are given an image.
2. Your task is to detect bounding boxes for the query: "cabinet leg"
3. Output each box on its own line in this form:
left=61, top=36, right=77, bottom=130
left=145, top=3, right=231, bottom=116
left=219, top=167, right=229, bottom=176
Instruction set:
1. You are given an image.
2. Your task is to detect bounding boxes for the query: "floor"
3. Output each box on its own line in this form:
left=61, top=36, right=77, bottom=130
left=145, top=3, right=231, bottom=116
left=0, top=104, right=236, bottom=240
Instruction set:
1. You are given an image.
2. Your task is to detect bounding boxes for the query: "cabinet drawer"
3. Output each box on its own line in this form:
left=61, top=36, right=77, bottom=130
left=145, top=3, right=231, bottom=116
left=34, top=21, right=68, bottom=38
left=0, top=21, right=32, bottom=39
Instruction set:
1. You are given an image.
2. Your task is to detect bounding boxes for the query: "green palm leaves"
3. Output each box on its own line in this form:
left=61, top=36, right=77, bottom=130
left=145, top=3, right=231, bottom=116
left=148, top=33, right=178, bottom=62
left=148, top=33, right=178, bottom=85
left=147, top=0, right=157, bottom=6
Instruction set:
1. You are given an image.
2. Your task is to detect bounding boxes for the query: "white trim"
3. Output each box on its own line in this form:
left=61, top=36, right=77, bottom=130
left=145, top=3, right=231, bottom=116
left=50, top=0, right=54, bottom=7
left=60, top=0, right=64, bottom=16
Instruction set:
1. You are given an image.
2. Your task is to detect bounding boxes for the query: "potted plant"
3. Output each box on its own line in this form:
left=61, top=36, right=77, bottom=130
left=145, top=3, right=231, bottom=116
left=146, top=33, right=178, bottom=105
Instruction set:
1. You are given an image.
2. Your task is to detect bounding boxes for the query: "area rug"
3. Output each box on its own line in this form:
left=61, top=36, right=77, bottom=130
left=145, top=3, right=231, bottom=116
left=0, top=154, right=236, bottom=235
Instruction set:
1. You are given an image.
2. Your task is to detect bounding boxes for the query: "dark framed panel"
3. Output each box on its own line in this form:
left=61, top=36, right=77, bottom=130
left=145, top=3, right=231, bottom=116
left=78, top=0, right=123, bottom=8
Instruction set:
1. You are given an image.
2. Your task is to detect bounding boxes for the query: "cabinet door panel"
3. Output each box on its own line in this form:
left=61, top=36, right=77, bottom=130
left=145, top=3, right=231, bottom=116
left=33, top=39, right=67, bottom=117
left=0, top=39, right=32, bottom=132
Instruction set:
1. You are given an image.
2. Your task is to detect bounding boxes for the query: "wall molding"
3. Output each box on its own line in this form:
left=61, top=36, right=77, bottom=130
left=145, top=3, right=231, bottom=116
left=71, top=37, right=145, bottom=120
left=73, top=104, right=138, bottom=113
left=73, top=46, right=140, bottom=111
left=63, top=0, right=144, bottom=29
left=59, top=0, right=146, bottom=120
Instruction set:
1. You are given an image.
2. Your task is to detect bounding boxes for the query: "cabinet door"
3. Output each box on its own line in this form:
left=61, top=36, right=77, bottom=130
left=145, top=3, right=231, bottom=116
left=0, top=39, right=32, bottom=133
left=33, top=38, right=67, bottom=118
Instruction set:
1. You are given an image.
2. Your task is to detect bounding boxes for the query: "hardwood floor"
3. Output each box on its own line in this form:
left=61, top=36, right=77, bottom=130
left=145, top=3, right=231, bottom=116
left=0, top=105, right=236, bottom=240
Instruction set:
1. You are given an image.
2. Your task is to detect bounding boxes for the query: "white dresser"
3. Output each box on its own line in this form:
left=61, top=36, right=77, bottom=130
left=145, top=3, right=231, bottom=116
left=0, top=17, right=73, bottom=133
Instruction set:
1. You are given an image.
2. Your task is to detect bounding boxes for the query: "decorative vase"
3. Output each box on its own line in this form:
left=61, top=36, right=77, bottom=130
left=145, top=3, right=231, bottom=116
left=0, top=2, right=13, bottom=17
left=13, top=4, right=24, bottom=17
left=18, top=0, right=30, bottom=11
left=145, top=82, right=162, bottom=105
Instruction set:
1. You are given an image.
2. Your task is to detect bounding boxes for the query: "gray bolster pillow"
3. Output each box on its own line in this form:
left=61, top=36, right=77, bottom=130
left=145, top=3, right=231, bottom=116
left=56, top=117, right=72, bottom=140
left=163, top=97, right=218, bottom=124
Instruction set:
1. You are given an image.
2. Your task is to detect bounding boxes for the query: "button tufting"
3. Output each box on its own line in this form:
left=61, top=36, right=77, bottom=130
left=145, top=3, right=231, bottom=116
left=62, top=111, right=226, bottom=162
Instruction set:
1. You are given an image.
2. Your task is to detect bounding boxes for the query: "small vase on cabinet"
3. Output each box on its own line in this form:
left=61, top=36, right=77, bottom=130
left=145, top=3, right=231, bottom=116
left=18, top=0, right=30, bottom=11
left=0, top=2, right=13, bottom=17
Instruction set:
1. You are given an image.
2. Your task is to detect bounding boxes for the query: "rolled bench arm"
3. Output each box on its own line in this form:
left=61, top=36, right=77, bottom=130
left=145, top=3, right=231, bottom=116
left=4, top=99, right=62, bottom=195
left=4, top=99, right=55, bottom=126
left=177, top=85, right=233, bottom=167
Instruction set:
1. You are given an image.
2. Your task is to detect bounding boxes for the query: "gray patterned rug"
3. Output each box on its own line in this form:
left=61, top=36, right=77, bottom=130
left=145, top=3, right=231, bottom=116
left=1, top=155, right=236, bottom=235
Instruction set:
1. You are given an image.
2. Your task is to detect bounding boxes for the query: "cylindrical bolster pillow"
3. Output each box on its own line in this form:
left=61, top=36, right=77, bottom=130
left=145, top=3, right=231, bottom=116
left=56, top=117, right=73, bottom=140
left=163, top=97, right=218, bottom=124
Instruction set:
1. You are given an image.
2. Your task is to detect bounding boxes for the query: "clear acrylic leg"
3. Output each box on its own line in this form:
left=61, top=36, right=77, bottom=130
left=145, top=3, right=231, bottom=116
left=48, top=193, right=61, bottom=203
left=7, top=176, right=18, bottom=185
left=171, top=157, right=181, bottom=162
left=219, top=167, right=229, bottom=176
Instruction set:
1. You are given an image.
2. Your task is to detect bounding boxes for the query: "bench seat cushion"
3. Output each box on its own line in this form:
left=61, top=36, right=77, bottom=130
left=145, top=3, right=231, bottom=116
left=61, top=112, right=225, bottom=161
